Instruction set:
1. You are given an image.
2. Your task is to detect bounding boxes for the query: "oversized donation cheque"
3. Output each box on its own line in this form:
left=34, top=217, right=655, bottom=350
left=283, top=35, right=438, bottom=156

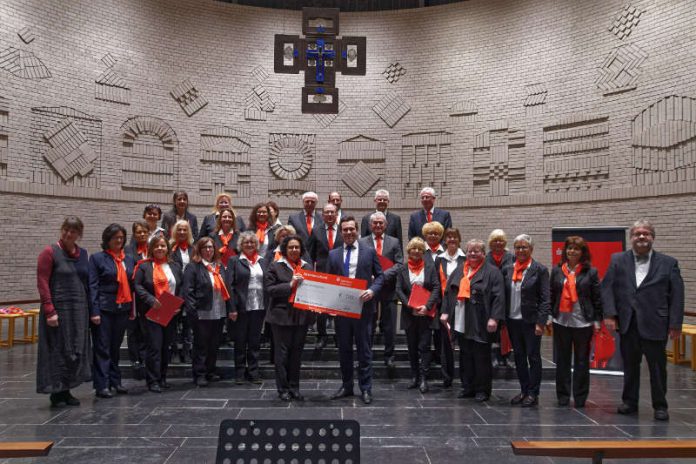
left=292, top=269, right=367, bottom=319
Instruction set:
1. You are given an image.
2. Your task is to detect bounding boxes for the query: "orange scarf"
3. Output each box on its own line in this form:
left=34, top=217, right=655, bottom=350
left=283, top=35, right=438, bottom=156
left=274, top=250, right=282, bottom=262
left=206, top=263, right=230, bottom=301
left=438, top=264, right=448, bottom=297
left=491, top=250, right=504, bottom=267
left=218, top=232, right=235, bottom=265
left=255, top=222, right=268, bottom=244
left=244, top=251, right=259, bottom=265
left=560, top=263, right=581, bottom=313
left=512, top=258, right=531, bottom=282
left=429, top=243, right=441, bottom=254
left=457, top=259, right=484, bottom=300
left=137, top=243, right=148, bottom=258
left=172, top=241, right=188, bottom=252
left=106, top=250, right=132, bottom=304
left=152, top=257, right=170, bottom=299
left=408, top=258, right=425, bottom=275
left=287, top=259, right=304, bottom=303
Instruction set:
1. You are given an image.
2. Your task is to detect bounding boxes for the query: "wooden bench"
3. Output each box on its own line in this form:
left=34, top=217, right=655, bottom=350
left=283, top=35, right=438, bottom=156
left=0, top=441, right=53, bottom=458
left=0, top=310, right=39, bottom=348
left=668, top=323, right=696, bottom=370
left=512, top=440, right=696, bottom=463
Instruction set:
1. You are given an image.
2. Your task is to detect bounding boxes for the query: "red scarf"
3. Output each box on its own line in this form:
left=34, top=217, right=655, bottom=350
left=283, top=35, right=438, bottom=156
left=172, top=241, right=188, bottom=252
left=274, top=250, right=282, bottom=262
left=428, top=243, right=441, bottom=254
left=560, top=263, right=581, bottom=313
left=287, top=259, right=304, bottom=303
left=152, top=257, right=171, bottom=299
left=218, top=232, right=235, bottom=265
left=491, top=250, right=504, bottom=267
left=408, top=258, right=425, bottom=275
left=512, top=258, right=531, bottom=282
left=457, top=259, right=484, bottom=300
left=255, top=222, right=268, bottom=244
left=137, top=243, right=148, bottom=258
left=206, top=263, right=230, bottom=301
left=106, top=249, right=132, bottom=304
left=244, top=251, right=259, bottom=265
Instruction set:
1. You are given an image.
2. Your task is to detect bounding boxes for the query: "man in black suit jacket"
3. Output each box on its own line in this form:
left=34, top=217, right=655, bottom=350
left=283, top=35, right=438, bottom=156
left=359, top=211, right=403, bottom=368
left=287, top=191, right=323, bottom=243
left=360, top=189, right=403, bottom=250
left=328, top=216, right=384, bottom=404
left=602, top=219, right=684, bottom=421
left=407, top=187, right=452, bottom=241
left=328, top=191, right=348, bottom=225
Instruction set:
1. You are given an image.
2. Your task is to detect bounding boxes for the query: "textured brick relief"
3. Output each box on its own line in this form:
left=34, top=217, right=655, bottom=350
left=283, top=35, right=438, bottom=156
left=244, top=85, right=276, bottom=121
left=269, top=133, right=315, bottom=196
left=0, top=47, right=51, bottom=79
left=373, top=91, right=411, bottom=128
left=609, top=5, right=643, bottom=40
left=382, top=62, right=406, bottom=84
left=0, top=97, right=8, bottom=177
left=200, top=127, right=252, bottom=198
left=524, top=83, right=547, bottom=115
left=31, top=107, right=102, bottom=188
left=18, top=26, right=36, bottom=44
left=596, top=43, right=647, bottom=96
left=251, top=65, right=270, bottom=83
left=101, top=53, right=117, bottom=68
left=121, top=116, right=178, bottom=191
left=96, top=68, right=130, bottom=105
left=473, top=122, right=525, bottom=197
left=542, top=114, right=610, bottom=192
left=171, top=79, right=208, bottom=116
left=633, top=96, right=696, bottom=185
left=338, top=135, right=385, bottom=196
left=449, top=100, right=478, bottom=120
left=313, top=100, right=347, bottom=128
left=343, top=162, right=380, bottom=197
left=402, top=131, right=452, bottom=198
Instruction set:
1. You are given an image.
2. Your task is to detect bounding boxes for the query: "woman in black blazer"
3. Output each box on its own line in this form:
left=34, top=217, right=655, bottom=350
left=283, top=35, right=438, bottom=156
left=264, top=235, right=316, bottom=401
left=441, top=239, right=505, bottom=402
left=124, top=220, right=150, bottom=261
left=230, top=231, right=267, bottom=384
left=550, top=236, right=602, bottom=408
left=123, top=220, right=150, bottom=380
left=134, top=235, right=183, bottom=392
left=396, top=237, right=441, bottom=394
left=211, top=207, right=239, bottom=269
left=198, top=192, right=246, bottom=239
left=486, top=228, right=515, bottom=368
left=88, top=224, right=136, bottom=399
left=161, top=190, right=198, bottom=241
left=183, top=237, right=237, bottom=386
left=170, top=219, right=194, bottom=363
left=503, top=234, right=551, bottom=407
left=248, top=203, right=274, bottom=256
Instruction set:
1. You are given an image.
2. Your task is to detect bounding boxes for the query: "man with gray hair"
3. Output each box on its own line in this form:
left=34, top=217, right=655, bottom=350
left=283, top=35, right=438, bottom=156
left=287, top=191, right=323, bottom=242
left=360, top=189, right=403, bottom=250
left=602, top=219, right=684, bottom=421
left=407, top=187, right=452, bottom=241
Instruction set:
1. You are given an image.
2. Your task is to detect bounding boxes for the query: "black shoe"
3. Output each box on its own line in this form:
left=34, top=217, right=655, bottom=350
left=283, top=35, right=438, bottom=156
left=290, top=391, right=305, bottom=401
left=112, top=385, right=128, bottom=395
left=385, top=357, right=395, bottom=369
left=419, top=380, right=429, bottom=394
left=64, top=391, right=80, bottom=406
left=458, top=390, right=475, bottom=399
left=249, top=376, right=263, bottom=385
left=206, top=373, right=221, bottom=382
left=521, top=395, right=538, bottom=407
left=558, top=398, right=570, bottom=407
left=96, top=388, right=113, bottom=399
left=361, top=391, right=373, bottom=405
left=235, top=377, right=246, bottom=385
left=279, top=392, right=292, bottom=402
left=132, top=361, right=144, bottom=381
left=474, top=392, right=489, bottom=402
left=49, top=393, right=64, bottom=407
left=195, top=377, right=209, bottom=387
left=510, top=393, right=526, bottom=405
left=149, top=383, right=162, bottom=393
left=617, top=403, right=638, bottom=415
left=574, top=400, right=586, bottom=409
left=330, top=387, right=354, bottom=400
left=654, top=409, right=669, bottom=421
left=407, top=378, right=419, bottom=389
left=160, top=381, right=172, bottom=390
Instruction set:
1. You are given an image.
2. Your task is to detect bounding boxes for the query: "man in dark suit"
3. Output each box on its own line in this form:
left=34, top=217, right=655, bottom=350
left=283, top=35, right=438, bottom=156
left=308, top=203, right=344, bottom=349
left=602, top=219, right=684, bottom=421
left=360, top=189, right=403, bottom=250
left=287, top=191, right=323, bottom=243
left=407, top=187, right=452, bottom=241
left=328, top=191, right=347, bottom=225
left=359, top=211, right=403, bottom=368
left=328, top=216, right=384, bottom=404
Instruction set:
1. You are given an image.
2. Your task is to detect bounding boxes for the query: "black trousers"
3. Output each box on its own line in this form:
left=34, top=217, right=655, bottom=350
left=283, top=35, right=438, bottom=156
left=372, top=299, right=397, bottom=360
left=458, top=336, right=492, bottom=395
left=316, top=313, right=330, bottom=338
left=440, top=324, right=455, bottom=383
left=507, top=318, right=542, bottom=396
left=553, top=323, right=593, bottom=404
left=235, top=310, right=265, bottom=380
left=271, top=324, right=308, bottom=395
left=620, top=316, right=669, bottom=410
left=174, top=313, right=193, bottom=353
left=143, top=317, right=176, bottom=385
left=126, top=316, right=147, bottom=364
left=91, top=310, right=129, bottom=391
left=192, top=318, right=224, bottom=379
left=405, top=317, right=433, bottom=380
left=336, top=313, right=374, bottom=393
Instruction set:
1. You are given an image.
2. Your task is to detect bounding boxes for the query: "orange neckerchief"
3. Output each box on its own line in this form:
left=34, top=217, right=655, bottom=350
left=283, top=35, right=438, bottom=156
left=152, top=257, right=170, bottom=299
left=274, top=250, right=282, bottom=262
left=206, top=263, right=230, bottom=301
left=512, top=258, right=531, bottom=282
left=491, top=250, right=504, bottom=267
left=218, top=232, right=235, bottom=265
left=287, top=259, right=304, bottom=303
left=172, top=241, right=188, bottom=252
left=560, top=263, right=582, bottom=313
left=106, top=249, right=132, bottom=304
left=137, top=243, right=148, bottom=258
left=438, top=264, right=448, bottom=297
left=243, top=251, right=259, bottom=266
left=457, top=259, right=484, bottom=300
left=428, top=243, right=441, bottom=254
left=408, top=258, right=425, bottom=275
left=255, top=222, right=268, bottom=244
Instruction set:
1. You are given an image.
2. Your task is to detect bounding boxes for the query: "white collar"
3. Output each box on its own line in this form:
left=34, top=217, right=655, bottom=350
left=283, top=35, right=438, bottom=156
left=444, top=248, right=465, bottom=260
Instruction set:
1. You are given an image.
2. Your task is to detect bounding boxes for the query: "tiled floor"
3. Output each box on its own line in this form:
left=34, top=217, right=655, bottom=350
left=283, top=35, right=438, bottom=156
left=2, top=342, right=696, bottom=463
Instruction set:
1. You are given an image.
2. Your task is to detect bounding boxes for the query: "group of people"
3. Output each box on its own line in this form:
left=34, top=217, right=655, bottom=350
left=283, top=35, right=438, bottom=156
left=36, top=187, right=684, bottom=421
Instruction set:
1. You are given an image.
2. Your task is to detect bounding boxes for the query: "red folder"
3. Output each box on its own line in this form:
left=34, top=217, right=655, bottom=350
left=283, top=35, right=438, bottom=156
left=408, top=284, right=436, bottom=318
left=145, top=291, right=184, bottom=327
left=378, top=255, right=394, bottom=271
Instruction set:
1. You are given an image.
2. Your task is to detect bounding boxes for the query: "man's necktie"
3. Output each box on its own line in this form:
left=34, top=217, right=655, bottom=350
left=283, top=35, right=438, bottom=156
left=328, top=226, right=334, bottom=249
left=343, top=245, right=353, bottom=276
left=375, top=236, right=383, bottom=256
left=306, top=215, right=313, bottom=235
left=426, top=210, right=432, bottom=223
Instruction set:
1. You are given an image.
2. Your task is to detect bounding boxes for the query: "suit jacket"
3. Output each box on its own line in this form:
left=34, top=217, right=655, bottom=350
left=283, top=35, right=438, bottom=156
left=327, top=243, right=384, bottom=319
left=211, top=231, right=240, bottom=268
left=228, top=255, right=268, bottom=314
left=287, top=210, right=324, bottom=243
left=181, top=261, right=233, bottom=318
left=308, top=223, right=344, bottom=273
left=360, top=211, right=404, bottom=250
left=407, top=208, right=453, bottom=241
left=395, top=259, right=441, bottom=330
left=435, top=253, right=466, bottom=294
left=264, top=260, right=316, bottom=326
left=485, top=251, right=514, bottom=270
left=133, top=260, right=183, bottom=317
left=550, top=264, right=602, bottom=322
left=601, top=250, right=684, bottom=340
left=170, top=246, right=193, bottom=270
left=248, top=224, right=275, bottom=255
left=88, top=251, right=136, bottom=316
left=199, top=213, right=246, bottom=240
left=358, top=234, right=402, bottom=300
left=502, top=260, right=551, bottom=326
left=441, top=262, right=505, bottom=342
left=161, top=210, right=199, bottom=241
left=124, top=242, right=147, bottom=261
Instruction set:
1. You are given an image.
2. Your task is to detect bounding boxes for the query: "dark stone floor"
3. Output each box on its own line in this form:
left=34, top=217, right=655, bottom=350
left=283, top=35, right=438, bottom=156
left=2, top=341, right=696, bottom=463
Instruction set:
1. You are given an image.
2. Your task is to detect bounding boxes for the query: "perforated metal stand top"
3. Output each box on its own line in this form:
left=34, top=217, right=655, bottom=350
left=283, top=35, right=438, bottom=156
left=216, top=419, right=360, bottom=464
